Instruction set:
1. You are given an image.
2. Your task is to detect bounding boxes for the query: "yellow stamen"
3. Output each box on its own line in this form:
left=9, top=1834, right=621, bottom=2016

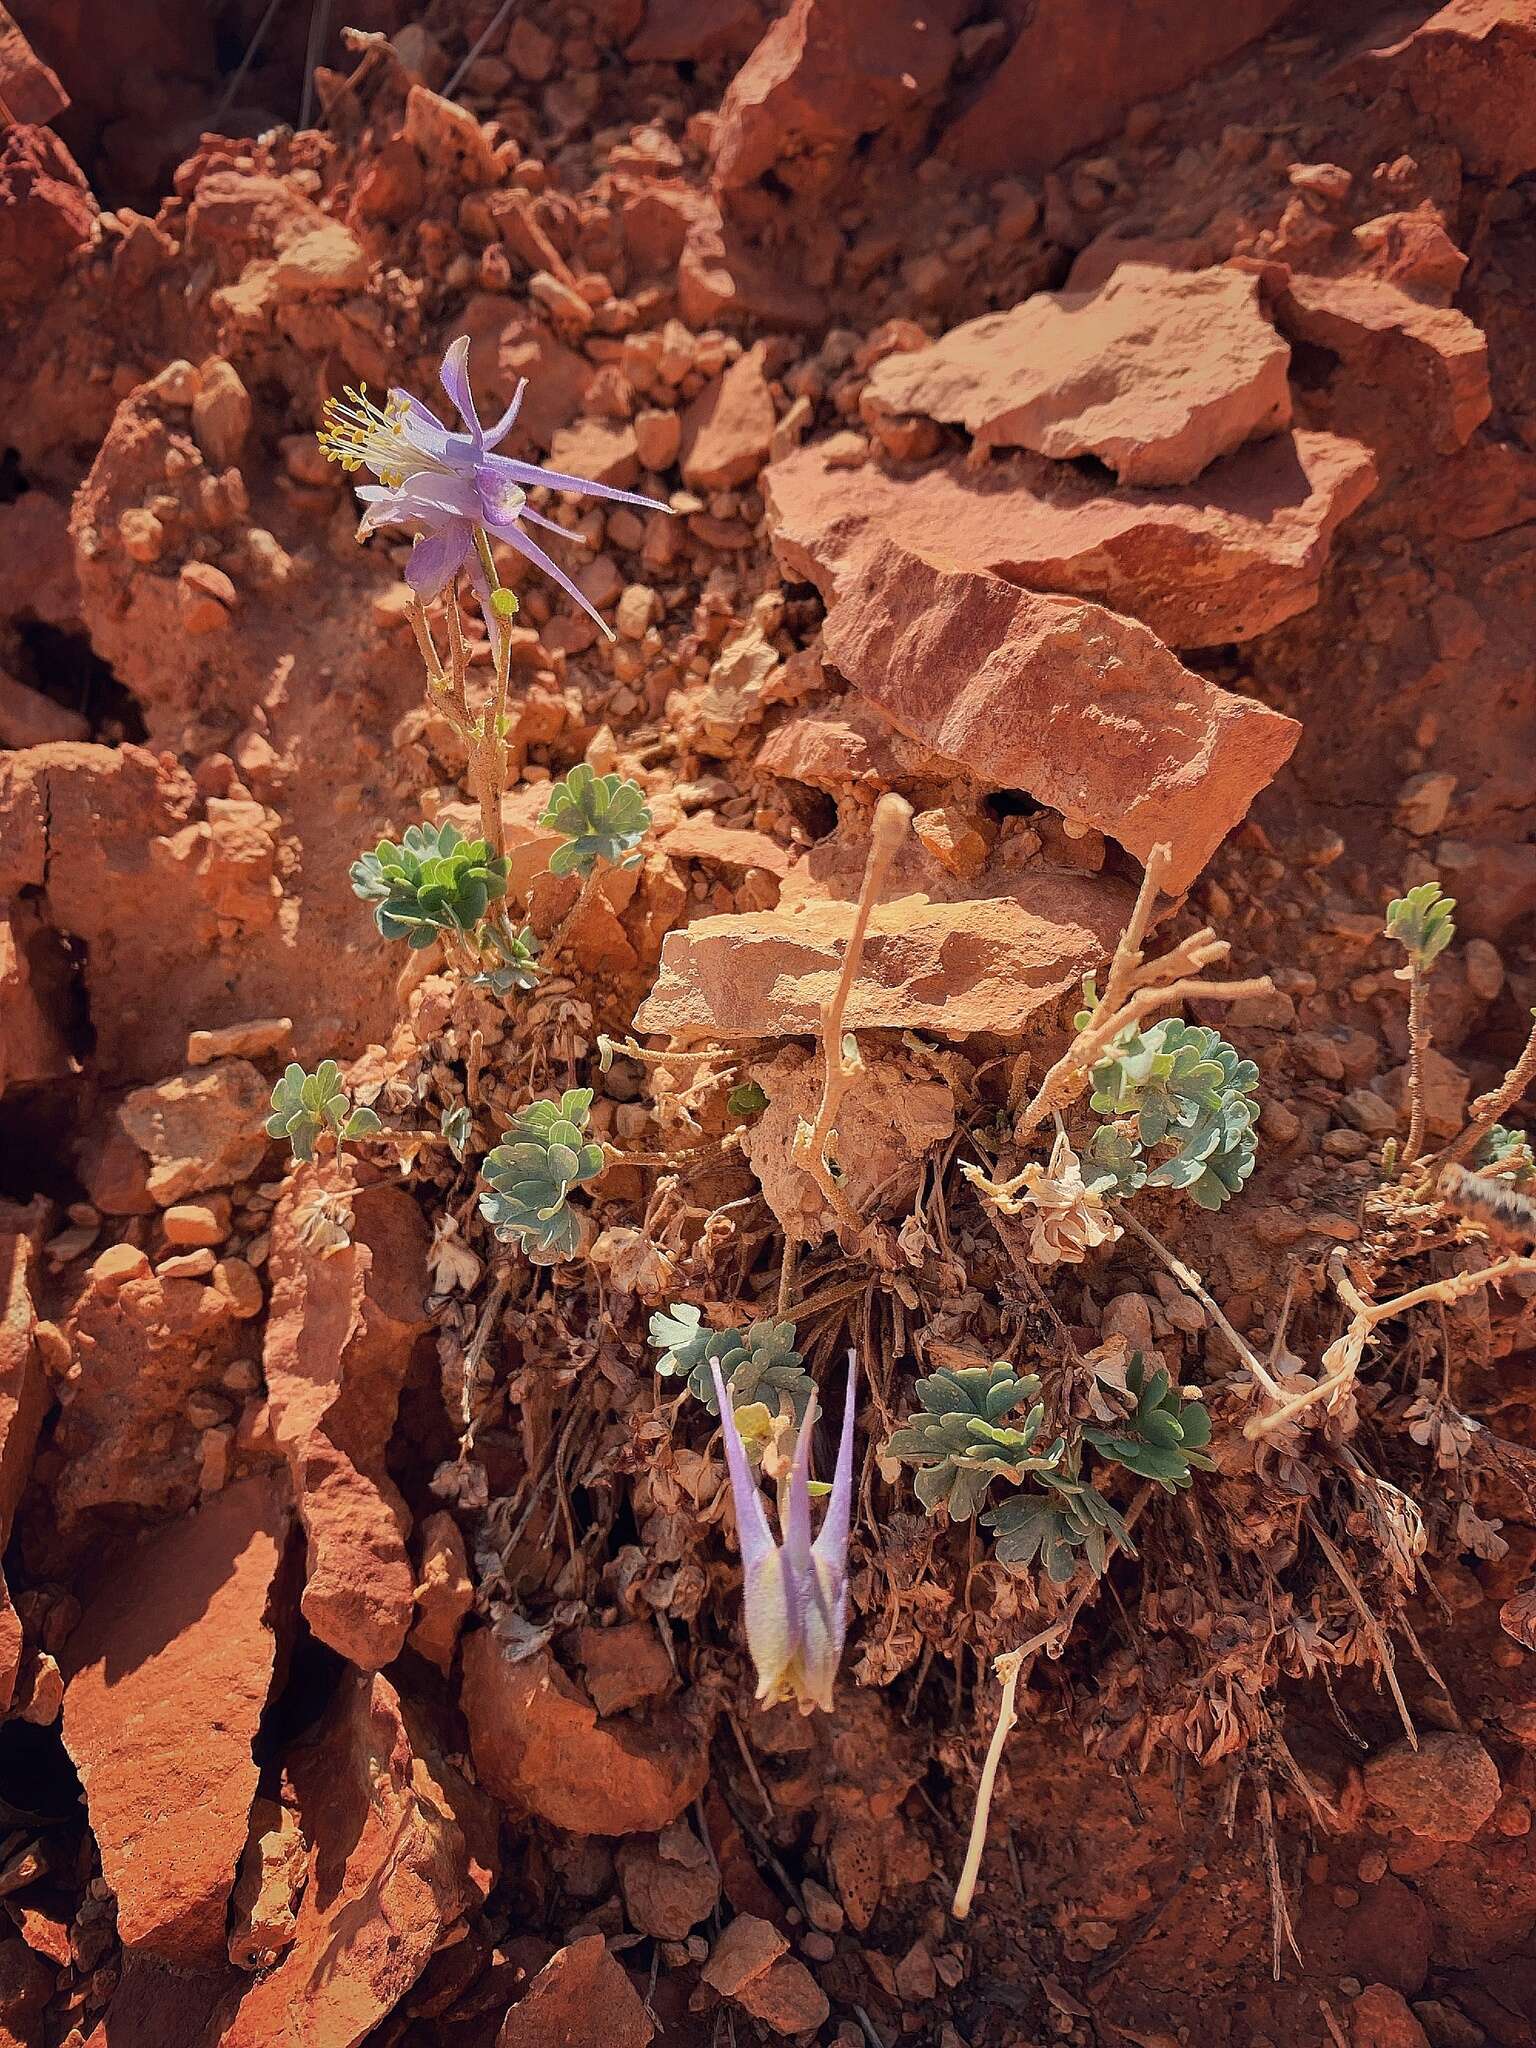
left=316, top=382, right=439, bottom=488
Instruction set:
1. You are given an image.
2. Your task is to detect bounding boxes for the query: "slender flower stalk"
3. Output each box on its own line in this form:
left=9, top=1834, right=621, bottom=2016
left=711, top=1350, right=858, bottom=1715
left=320, top=335, right=670, bottom=639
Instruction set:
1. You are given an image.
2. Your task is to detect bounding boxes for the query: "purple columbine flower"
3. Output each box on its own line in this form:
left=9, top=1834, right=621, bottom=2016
left=319, top=335, right=669, bottom=639
left=710, top=1350, right=858, bottom=1716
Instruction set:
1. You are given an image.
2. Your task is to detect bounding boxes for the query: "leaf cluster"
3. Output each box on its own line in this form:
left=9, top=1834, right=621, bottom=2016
left=479, top=1089, right=606, bottom=1259
left=1471, top=1123, right=1535, bottom=1182
left=884, top=1363, right=1062, bottom=1520
left=889, top=1354, right=1215, bottom=1584
left=541, top=765, right=651, bottom=878
left=350, top=820, right=508, bottom=947
left=472, top=920, right=541, bottom=997
left=1385, top=881, right=1456, bottom=971
left=1086, top=1017, right=1259, bottom=1211
left=265, top=1060, right=381, bottom=1164
left=650, top=1306, right=815, bottom=1422
left=1084, top=1355, right=1214, bottom=1487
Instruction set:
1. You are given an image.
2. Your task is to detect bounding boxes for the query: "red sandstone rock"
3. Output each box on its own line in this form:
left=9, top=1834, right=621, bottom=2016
left=656, top=819, right=793, bottom=878
left=0, top=490, right=79, bottom=629
left=408, top=1510, right=474, bottom=1673
left=1343, top=0, right=1536, bottom=185
left=0, top=125, right=93, bottom=304
left=0, top=744, right=291, bottom=1086
left=701, top=1913, right=787, bottom=1995
left=1349, top=1984, right=1431, bottom=2048
left=712, top=0, right=960, bottom=195
left=0, top=1234, right=47, bottom=1710
left=756, top=705, right=921, bottom=790
left=0, top=668, right=86, bottom=748
left=0, top=8, right=68, bottom=124
left=1351, top=212, right=1469, bottom=302
left=461, top=1634, right=711, bottom=1835
left=547, top=417, right=641, bottom=490
left=1363, top=1733, right=1501, bottom=1842
left=1276, top=273, right=1490, bottom=454
left=116, top=1059, right=272, bottom=1205
left=228, top=1795, right=306, bottom=1972
left=61, top=1474, right=291, bottom=1968
left=681, top=343, right=776, bottom=489
left=617, top=1823, right=721, bottom=1937
left=56, top=1247, right=242, bottom=1525
left=573, top=1621, right=678, bottom=1716
left=768, top=429, right=1375, bottom=648
left=737, top=1958, right=831, bottom=2034
left=262, top=1175, right=430, bottom=1671
left=496, top=1934, right=653, bottom=2048
left=764, top=457, right=1300, bottom=887
left=217, top=1674, right=481, bottom=2048
left=635, top=876, right=1133, bottom=1042
left=870, top=265, right=1290, bottom=484
left=939, top=0, right=1297, bottom=175
left=628, top=0, right=762, bottom=62
left=742, top=1043, right=955, bottom=1240
left=0, top=903, right=71, bottom=1093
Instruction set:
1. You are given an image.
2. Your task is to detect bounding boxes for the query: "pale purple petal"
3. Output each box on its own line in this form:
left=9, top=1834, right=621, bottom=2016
left=486, top=512, right=615, bottom=641
left=439, top=336, right=483, bottom=448
left=710, top=1360, right=777, bottom=1574
left=519, top=505, right=591, bottom=545
left=474, top=464, right=528, bottom=527
left=497, top=453, right=671, bottom=513
left=784, top=1392, right=818, bottom=1585
left=405, top=524, right=473, bottom=599
left=812, top=1351, right=857, bottom=1580
left=389, top=388, right=454, bottom=457
left=367, top=471, right=482, bottom=527
left=483, top=377, right=528, bottom=450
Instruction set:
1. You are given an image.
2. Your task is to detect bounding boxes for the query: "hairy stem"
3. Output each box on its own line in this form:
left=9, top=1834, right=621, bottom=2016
left=1403, top=961, right=1431, bottom=1166
left=1438, top=1008, right=1536, bottom=1170
left=1017, top=970, right=1272, bottom=1143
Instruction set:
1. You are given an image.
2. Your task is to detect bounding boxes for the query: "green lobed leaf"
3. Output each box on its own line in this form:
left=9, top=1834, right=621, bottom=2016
left=1385, top=880, right=1456, bottom=969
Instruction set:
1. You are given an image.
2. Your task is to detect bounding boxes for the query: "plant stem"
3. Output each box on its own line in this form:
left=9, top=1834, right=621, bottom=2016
left=1017, top=969, right=1272, bottom=1144
left=952, top=1491, right=1148, bottom=1919
left=1437, top=1007, right=1536, bottom=1170
left=792, top=794, right=912, bottom=1239
left=1403, top=960, right=1431, bottom=1166
left=1114, top=1206, right=1288, bottom=1403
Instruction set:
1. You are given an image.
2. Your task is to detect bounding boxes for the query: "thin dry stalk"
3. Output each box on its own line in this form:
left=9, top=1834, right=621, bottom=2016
left=1115, top=1206, right=1289, bottom=1403
left=952, top=1489, right=1149, bottom=1918
left=1303, top=1506, right=1416, bottom=1746
left=1437, top=1007, right=1536, bottom=1170
left=1012, top=841, right=1273, bottom=1143
left=792, top=794, right=912, bottom=1238
left=1255, top=1775, right=1302, bottom=1980
left=1247, top=1245, right=1536, bottom=1439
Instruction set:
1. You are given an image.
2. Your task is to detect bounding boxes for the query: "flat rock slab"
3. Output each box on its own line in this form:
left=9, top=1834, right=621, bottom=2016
left=767, top=428, right=1375, bottom=648
left=634, top=876, right=1134, bottom=1043
left=62, top=1474, right=291, bottom=1969
left=867, top=264, right=1292, bottom=485
left=764, top=454, right=1301, bottom=889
